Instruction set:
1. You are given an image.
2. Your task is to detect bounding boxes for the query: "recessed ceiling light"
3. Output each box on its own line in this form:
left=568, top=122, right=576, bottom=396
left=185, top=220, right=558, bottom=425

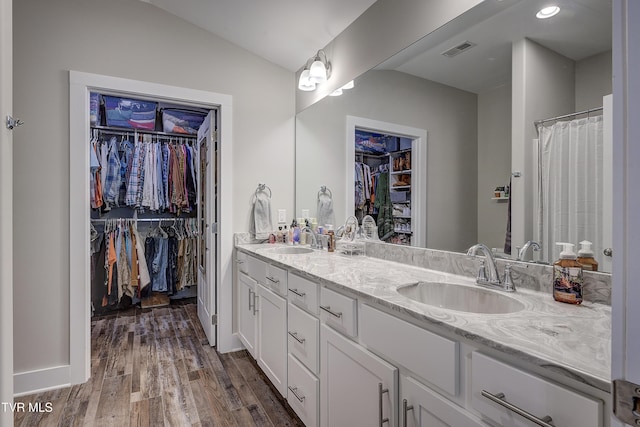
left=536, top=5, right=560, bottom=19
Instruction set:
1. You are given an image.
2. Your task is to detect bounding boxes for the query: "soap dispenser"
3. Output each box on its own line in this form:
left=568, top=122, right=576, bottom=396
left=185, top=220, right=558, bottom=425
left=577, top=240, right=599, bottom=272
left=553, top=242, right=583, bottom=305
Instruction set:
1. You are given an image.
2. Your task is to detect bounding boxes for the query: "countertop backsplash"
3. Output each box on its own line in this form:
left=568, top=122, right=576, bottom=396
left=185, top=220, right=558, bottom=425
left=234, top=233, right=611, bottom=305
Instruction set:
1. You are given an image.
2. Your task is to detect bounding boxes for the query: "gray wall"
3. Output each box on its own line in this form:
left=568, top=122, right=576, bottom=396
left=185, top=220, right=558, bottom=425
left=13, top=0, right=294, bottom=375
left=576, top=51, right=612, bottom=111
left=296, top=70, right=478, bottom=252
left=477, top=84, right=512, bottom=250
left=295, top=0, right=483, bottom=112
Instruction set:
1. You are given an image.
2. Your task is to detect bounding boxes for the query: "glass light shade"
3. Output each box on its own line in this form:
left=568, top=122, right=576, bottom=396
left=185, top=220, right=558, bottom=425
left=329, top=88, right=343, bottom=97
left=536, top=6, right=560, bottom=19
left=309, top=59, right=328, bottom=83
left=298, top=69, right=316, bottom=91
left=341, top=80, right=354, bottom=90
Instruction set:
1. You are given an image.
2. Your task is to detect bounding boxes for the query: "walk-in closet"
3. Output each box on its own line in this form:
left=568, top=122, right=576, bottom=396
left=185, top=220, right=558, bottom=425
left=354, top=129, right=415, bottom=245
left=87, top=90, right=218, bottom=336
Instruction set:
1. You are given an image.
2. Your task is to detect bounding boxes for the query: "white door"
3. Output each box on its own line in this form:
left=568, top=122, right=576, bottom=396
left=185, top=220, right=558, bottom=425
left=0, top=0, right=14, bottom=425
left=401, top=375, right=484, bottom=427
left=197, top=111, right=217, bottom=345
left=256, top=283, right=287, bottom=397
left=320, top=324, right=398, bottom=427
left=237, top=272, right=257, bottom=358
left=611, top=1, right=640, bottom=427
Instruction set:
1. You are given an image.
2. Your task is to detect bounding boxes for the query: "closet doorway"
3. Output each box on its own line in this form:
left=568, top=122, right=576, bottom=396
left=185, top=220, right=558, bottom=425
left=69, top=71, right=236, bottom=387
left=346, top=116, right=427, bottom=247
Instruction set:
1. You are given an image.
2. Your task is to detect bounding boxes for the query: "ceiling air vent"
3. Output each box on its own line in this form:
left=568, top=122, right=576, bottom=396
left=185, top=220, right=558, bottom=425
left=441, top=41, right=476, bottom=58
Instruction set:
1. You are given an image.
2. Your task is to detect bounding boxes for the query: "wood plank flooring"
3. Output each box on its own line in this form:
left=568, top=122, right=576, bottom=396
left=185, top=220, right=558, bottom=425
left=14, top=302, right=304, bottom=427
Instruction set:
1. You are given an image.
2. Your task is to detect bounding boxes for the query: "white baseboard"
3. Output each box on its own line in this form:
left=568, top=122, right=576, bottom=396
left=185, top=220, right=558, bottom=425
left=14, top=365, right=71, bottom=397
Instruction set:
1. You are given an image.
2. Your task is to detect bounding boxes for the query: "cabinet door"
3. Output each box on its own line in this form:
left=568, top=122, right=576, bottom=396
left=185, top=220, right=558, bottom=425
left=320, top=324, right=398, bottom=427
left=401, top=375, right=485, bottom=427
left=257, top=283, right=287, bottom=397
left=237, top=272, right=257, bottom=358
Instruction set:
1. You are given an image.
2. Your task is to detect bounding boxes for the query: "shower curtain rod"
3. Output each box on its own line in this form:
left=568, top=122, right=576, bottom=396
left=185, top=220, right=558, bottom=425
left=534, top=106, right=603, bottom=127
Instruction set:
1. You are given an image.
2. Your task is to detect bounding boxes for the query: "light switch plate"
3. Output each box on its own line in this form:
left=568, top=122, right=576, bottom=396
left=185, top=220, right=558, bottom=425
left=278, top=209, right=286, bottom=223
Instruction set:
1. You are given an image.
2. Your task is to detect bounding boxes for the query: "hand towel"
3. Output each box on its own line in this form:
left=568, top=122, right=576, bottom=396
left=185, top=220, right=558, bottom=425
left=251, top=191, right=273, bottom=240
left=317, top=192, right=335, bottom=228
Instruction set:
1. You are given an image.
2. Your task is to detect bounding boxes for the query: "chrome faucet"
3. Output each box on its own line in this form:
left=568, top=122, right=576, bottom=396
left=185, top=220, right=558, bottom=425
left=517, top=240, right=541, bottom=261
left=467, top=243, right=515, bottom=292
left=301, top=226, right=321, bottom=249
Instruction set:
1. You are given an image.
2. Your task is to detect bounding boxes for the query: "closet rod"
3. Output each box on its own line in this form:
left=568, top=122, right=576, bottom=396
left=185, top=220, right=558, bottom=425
left=91, top=125, right=197, bottom=140
left=534, top=106, right=603, bottom=126
left=90, top=217, right=192, bottom=223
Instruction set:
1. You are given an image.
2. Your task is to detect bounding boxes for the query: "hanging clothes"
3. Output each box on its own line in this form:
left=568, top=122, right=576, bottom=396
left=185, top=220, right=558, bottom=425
left=374, top=172, right=394, bottom=241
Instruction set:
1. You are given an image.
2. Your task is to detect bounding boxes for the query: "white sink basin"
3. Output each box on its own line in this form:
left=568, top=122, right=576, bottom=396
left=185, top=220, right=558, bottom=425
left=270, top=247, right=315, bottom=255
left=397, top=282, right=524, bottom=314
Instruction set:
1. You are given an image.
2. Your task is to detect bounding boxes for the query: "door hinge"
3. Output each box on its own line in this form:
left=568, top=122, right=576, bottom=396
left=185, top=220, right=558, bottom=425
left=613, top=379, right=640, bottom=425
left=211, top=314, right=218, bottom=325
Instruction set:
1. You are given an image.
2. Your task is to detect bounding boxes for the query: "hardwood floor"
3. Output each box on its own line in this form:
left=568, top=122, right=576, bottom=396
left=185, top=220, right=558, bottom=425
left=14, top=302, right=304, bottom=427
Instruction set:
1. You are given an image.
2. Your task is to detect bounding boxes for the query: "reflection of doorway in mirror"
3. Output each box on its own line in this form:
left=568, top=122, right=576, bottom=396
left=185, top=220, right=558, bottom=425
left=346, top=116, right=427, bottom=247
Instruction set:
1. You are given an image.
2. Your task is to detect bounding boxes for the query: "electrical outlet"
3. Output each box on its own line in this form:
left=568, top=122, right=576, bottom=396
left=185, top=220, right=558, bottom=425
left=278, top=209, right=286, bottom=223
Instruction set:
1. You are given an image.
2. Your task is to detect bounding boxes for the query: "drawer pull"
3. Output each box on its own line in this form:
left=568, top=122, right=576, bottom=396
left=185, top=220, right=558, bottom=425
left=288, top=331, right=306, bottom=344
left=288, top=386, right=306, bottom=403
left=236, top=259, right=245, bottom=264
left=266, top=276, right=280, bottom=284
left=402, top=399, right=414, bottom=427
left=481, top=390, right=555, bottom=427
left=289, top=288, right=306, bottom=298
left=378, top=383, right=389, bottom=426
left=319, top=305, right=342, bottom=318
left=248, top=289, right=254, bottom=311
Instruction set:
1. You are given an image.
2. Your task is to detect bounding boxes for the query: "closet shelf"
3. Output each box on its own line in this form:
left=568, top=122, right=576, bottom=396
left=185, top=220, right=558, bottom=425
left=394, top=229, right=413, bottom=234
left=491, top=196, right=510, bottom=201
left=391, top=185, right=411, bottom=191
left=393, top=215, right=411, bottom=219
left=391, top=169, right=412, bottom=175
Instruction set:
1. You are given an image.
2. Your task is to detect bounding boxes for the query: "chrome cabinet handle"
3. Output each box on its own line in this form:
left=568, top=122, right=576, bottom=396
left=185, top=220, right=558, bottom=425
left=236, top=259, right=245, bottom=264
left=288, top=331, right=306, bottom=344
left=481, top=390, right=555, bottom=427
left=378, top=383, right=389, bottom=426
left=288, top=386, right=305, bottom=403
left=248, top=289, right=254, bottom=311
left=266, top=276, right=280, bottom=284
left=289, top=288, right=306, bottom=298
left=604, top=247, right=613, bottom=257
left=319, top=305, right=342, bottom=318
left=253, top=294, right=258, bottom=314
left=403, top=399, right=414, bottom=427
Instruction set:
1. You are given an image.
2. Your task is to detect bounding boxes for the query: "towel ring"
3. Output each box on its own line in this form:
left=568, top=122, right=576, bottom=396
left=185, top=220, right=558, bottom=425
left=318, top=186, right=332, bottom=198
left=256, top=183, right=272, bottom=198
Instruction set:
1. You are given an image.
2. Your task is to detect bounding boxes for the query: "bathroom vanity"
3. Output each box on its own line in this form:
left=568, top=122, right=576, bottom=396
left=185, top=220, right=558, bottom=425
left=234, top=241, right=611, bottom=427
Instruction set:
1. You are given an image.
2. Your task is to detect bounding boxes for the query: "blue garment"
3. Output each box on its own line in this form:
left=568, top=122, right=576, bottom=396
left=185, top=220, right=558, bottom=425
left=150, top=237, right=169, bottom=292
left=103, top=138, right=122, bottom=204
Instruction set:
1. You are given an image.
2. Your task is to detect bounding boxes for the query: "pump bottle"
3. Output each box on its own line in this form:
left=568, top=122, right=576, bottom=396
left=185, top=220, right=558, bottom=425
left=577, top=240, right=599, bottom=272
left=553, top=242, right=583, bottom=304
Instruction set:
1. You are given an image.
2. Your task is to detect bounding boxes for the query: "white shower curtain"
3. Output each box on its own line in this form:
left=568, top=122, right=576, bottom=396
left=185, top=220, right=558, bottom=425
left=537, top=115, right=604, bottom=265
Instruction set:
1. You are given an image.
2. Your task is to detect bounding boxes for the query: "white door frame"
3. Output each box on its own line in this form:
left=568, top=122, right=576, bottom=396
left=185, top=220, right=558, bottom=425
left=69, top=71, right=238, bottom=386
left=346, top=115, right=427, bottom=247
left=611, top=0, right=640, bottom=426
left=0, top=0, right=13, bottom=422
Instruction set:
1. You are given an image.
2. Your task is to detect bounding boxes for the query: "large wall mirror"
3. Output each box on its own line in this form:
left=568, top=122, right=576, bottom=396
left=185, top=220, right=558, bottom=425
left=295, top=0, right=612, bottom=272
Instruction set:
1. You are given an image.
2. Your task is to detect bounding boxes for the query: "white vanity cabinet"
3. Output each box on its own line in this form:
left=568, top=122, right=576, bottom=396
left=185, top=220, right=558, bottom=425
left=256, top=282, right=288, bottom=397
left=320, top=324, right=398, bottom=427
left=471, top=352, right=603, bottom=427
left=236, top=271, right=257, bottom=358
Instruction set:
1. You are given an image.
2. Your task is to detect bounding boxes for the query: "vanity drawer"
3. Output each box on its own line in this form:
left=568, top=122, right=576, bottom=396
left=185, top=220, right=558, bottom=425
left=247, top=255, right=266, bottom=283
left=319, top=286, right=357, bottom=338
left=288, top=303, right=319, bottom=374
left=471, top=352, right=603, bottom=427
left=236, top=251, right=248, bottom=274
left=288, top=354, right=319, bottom=427
left=360, top=303, right=459, bottom=396
left=288, top=273, right=319, bottom=315
left=265, top=263, right=288, bottom=296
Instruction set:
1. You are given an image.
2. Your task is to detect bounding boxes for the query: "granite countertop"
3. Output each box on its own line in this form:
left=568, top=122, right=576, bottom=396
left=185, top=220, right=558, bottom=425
left=236, top=243, right=611, bottom=393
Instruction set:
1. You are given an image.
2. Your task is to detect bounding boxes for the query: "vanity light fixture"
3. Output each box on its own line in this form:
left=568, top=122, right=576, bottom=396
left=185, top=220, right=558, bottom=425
left=536, top=5, right=560, bottom=19
left=341, top=80, right=354, bottom=90
left=308, top=50, right=331, bottom=84
left=298, top=67, right=316, bottom=91
left=329, top=88, right=343, bottom=96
